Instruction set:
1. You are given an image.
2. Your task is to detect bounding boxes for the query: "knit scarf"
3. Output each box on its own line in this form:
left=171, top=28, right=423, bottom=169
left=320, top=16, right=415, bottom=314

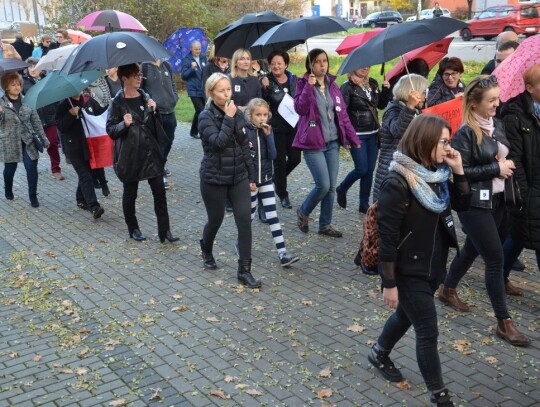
left=472, top=111, right=494, bottom=136
left=388, top=151, right=451, bottom=213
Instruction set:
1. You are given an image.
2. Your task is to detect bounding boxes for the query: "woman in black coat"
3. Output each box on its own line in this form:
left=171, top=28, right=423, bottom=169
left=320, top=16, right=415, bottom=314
left=106, top=63, right=178, bottom=243
left=373, top=115, right=470, bottom=407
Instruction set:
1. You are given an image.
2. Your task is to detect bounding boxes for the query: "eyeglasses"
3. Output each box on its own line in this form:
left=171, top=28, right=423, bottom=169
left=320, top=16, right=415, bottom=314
left=439, top=139, right=451, bottom=148
left=130, top=73, right=143, bottom=78
left=442, top=71, right=459, bottom=79
left=469, top=75, right=498, bottom=91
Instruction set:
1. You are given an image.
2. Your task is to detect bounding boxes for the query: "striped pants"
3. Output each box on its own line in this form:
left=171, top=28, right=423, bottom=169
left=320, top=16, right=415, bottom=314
left=251, top=180, right=286, bottom=255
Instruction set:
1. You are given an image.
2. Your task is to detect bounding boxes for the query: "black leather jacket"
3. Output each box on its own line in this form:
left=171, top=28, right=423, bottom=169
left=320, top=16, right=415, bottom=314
left=451, top=119, right=509, bottom=209
left=262, top=71, right=297, bottom=131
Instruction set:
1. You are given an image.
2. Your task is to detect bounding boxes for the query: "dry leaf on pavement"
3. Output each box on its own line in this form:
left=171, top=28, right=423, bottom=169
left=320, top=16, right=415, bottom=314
left=109, top=399, right=128, bottom=407
left=396, top=380, right=411, bottom=390
left=224, top=375, right=235, bottom=383
left=347, top=324, right=366, bottom=333
left=210, top=389, right=228, bottom=399
left=206, top=317, right=220, bottom=323
left=171, top=305, right=188, bottom=312
left=316, top=388, right=333, bottom=399
left=246, top=389, right=263, bottom=396
left=485, top=356, right=498, bottom=364
left=33, top=354, right=42, bottom=362
left=318, top=366, right=332, bottom=378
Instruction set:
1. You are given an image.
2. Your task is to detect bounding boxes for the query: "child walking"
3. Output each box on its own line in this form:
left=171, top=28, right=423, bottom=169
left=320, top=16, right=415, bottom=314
left=245, top=99, right=299, bottom=267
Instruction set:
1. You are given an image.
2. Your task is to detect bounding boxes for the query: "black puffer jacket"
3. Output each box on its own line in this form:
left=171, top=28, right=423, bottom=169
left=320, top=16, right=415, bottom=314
left=246, top=122, right=277, bottom=184
left=106, top=90, right=166, bottom=183
left=262, top=71, right=297, bottom=131
left=372, top=101, right=419, bottom=201
left=501, top=91, right=540, bottom=250
left=340, top=78, right=391, bottom=134
left=198, top=102, right=254, bottom=186
left=427, top=74, right=465, bottom=107
left=451, top=119, right=509, bottom=209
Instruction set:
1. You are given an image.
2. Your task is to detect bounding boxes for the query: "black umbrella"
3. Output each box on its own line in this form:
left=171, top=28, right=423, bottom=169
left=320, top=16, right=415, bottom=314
left=214, top=11, right=289, bottom=59
left=0, top=58, right=29, bottom=74
left=61, top=31, right=171, bottom=74
left=251, top=16, right=355, bottom=59
left=338, top=17, right=467, bottom=75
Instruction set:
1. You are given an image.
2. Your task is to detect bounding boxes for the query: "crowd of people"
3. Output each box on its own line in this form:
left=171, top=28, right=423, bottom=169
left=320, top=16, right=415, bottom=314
left=1, top=27, right=538, bottom=407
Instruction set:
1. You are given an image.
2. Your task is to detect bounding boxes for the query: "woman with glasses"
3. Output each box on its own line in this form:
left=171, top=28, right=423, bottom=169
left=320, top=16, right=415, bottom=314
left=371, top=114, right=470, bottom=407
left=439, top=75, right=531, bottom=347
left=427, top=57, right=465, bottom=107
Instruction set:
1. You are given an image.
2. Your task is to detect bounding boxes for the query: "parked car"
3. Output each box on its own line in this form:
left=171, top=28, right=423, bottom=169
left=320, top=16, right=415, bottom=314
left=357, top=11, right=403, bottom=28
left=461, top=2, right=540, bottom=41
left=406, top=8, right=451, bottom=21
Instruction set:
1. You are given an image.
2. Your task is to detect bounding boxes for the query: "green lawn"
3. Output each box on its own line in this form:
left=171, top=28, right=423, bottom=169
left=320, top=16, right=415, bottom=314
left=176, top=57, right=486, bottom=123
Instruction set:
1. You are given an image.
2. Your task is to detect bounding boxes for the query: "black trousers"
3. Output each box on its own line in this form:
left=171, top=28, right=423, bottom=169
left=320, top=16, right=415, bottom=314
left=190, top=96, right=205, bottom=137
left=200, top=178, right=252, bottom=260
left=123, top=176, right=170, bottom=234
left=272, top=126, right=301, bottom=200
left=71, top=156, right=99, bottom=211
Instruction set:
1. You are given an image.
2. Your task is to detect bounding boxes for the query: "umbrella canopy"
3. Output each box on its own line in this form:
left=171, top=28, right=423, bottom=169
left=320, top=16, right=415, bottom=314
left=386, top=37, right=453, bottom=82
left=67, top=29, right=92, bottom=44
left=77, top=10, right=147, bottom=32
left=214, top=11, right=289, bottom=59
left=61, top=31, right=171, bottom=74
left=251, top=16, right=355, bottom=58
left=335, top=28, right=384, bottom=55
left=494, top=34, right=540, bottom=102
left=338, top=17, right=467, bottom=75
left=23, top=70, right=103, bottom=109
left=35, top=44, right=78, bottom=71
left=0, top=58, right=29, bottom=74
left=163, top=27, right=210, bottom=73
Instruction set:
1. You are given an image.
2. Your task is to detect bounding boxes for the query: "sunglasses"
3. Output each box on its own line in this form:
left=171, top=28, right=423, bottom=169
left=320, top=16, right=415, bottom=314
left=470, top=75, right=498, bottom=91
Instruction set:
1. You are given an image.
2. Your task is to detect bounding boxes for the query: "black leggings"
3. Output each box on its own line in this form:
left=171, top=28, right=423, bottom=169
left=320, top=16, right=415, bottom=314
left=200, top=178, right=252, bottom=260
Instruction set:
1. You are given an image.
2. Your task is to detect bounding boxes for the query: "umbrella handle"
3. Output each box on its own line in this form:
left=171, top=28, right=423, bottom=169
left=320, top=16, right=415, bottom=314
left=400, top=55, right=415, bottom=92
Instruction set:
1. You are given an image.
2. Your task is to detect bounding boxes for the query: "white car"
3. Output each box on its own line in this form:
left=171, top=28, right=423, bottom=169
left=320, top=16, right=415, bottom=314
left=407, top=8, right=451, bottom=21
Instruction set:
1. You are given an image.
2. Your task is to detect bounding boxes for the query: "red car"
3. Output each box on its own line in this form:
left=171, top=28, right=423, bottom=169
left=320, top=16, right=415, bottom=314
left=461, top=2, right=540, bottom=41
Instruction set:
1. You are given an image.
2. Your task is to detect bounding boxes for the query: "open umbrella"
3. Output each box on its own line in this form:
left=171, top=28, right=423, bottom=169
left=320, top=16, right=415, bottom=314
left=494, top=34, right=540, bottom=102
left=335, top=28, right=384, bottom=55
left=67, top=29, right=92, bottom=44
left=35, top=44, right=78, bottom=71
left=163, top=27, right=210, bottom=73
left=251, top=16, right=355, bottom=59
left=338, top=17, right=467, bottom=75
left=23, top=70, right=103, bottom=110
left=0, top=58, right=29, bottom=74
left=61, top=31, right=171, bottom=74
left=386, top=37, right=453, bottom=83
left=77, top=10, right=147, bottom=32
left=214, top=11, right=289, bottom=59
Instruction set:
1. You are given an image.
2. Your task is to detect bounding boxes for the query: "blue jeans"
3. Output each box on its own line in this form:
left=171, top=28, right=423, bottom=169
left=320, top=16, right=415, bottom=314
left=160, top=113, right=177, bottom=165
left=338, top=134, right=378, bottom=208
left=300, top=140, right=340, bottom=228
left=4, top=145, right=38, bottom=200
left=502, top=235, right=540, bottom=282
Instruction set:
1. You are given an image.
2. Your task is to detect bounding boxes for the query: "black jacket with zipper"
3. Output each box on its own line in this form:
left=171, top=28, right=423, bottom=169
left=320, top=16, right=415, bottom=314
left=262, top=70, right=297, bottom=131
left=378, top=171, right=471, bottom=288
left=246, top=121, right=277, bottom=185
left=450, top=119, right=509, bottom=209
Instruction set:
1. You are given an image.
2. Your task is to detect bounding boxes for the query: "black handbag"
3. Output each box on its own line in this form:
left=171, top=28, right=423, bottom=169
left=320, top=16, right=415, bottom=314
left=31, top=133, right=44, bottom=153
left=505, top=175, right=522, bottom=208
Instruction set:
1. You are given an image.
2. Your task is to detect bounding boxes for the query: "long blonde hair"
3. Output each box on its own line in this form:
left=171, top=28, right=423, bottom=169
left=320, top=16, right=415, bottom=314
left=230, top=49, right=251, bottom=78
left=462, top=75, right=499, bottom=144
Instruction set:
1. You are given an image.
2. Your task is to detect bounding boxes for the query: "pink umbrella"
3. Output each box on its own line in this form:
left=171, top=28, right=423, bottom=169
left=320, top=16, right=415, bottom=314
left=336, top=28, right=384, bottom=55
left=494, top=34, right=540, bottom=102
left=386, top=37, right=453, bottom=83
left=77, top=10, right=147, bottom=32
left=67, top=29, right=91, bottom=44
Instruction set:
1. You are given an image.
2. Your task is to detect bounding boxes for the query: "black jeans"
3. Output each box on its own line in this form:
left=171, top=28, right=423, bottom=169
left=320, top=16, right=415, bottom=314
left=378, top=279, right=444, bottom=392
left=123, top=176, right=170, bottom=234
left=200, top=178, right=252, bottom=260
left=189, top=97, right=205, bottom=138
left=92, top=168, right=107, bottom=187
left=272, top=126, right=301, bottom=200
left=70, top=156, right=99, bottom=211
left=444, top=195, right=510, bottom=319
left=4, top=145, right=38, bottom=200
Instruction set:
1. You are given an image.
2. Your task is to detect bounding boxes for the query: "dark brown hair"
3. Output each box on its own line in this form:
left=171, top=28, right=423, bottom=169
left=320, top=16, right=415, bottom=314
left=118, top=63, right=140, bottom=81
left=437, top=57, right=464, bottom=76
left=267, top=50, right=289, bottom=66
left=1, top=72, right=23, bottom=91
left=305, top=48, right=328, bottom=74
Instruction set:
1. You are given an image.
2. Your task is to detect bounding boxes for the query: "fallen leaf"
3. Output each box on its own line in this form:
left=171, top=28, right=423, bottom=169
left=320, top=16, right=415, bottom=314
left=83, top=284, right=92, bottom=289
left=452, top=339, right=470, bottom=353
left=210, top=389, right=229, bottom=399
left=121, top=321, right=130, bottom=328
left=79, top=328, right=91, bottom=334
left=214, top=280, right=223, bottom=286
left=176, top=276, right=186, bottom=282
left=61, top=300, right=73, bottom=307
left=150, top=388, right=162, bottom=400
left=254, top=305, right=265, bottom=312
left=134, top=257, right=142, bottom=263
left=301, top=299, right=313, bottom=306
left=109, top=399, right=128, bottom=406
left=472, top=391, right=484, bottom=397
left=9, top=352, right=18, bottom=358
left=77, top=347, right=90, bottom=358
left=235, top=383, right=249, bottom=389
left=234, top=285, right=245, bottom=294
left=75, top=367, right=88, bottom=376
left=206, top=316, right=220, bottom=323
left=318, top=366, right=332, bottom=378
left=481, top=337, right=491, bottom=345
left=367, top=289, right=377, bottom=298
left=347, top=324, right=366, bottom=333
left=396, top=380, right=411, bottom=390
left=224, top=375, right=235, bottom=383
left=104, top=340, right=121, bottom=351
left=171, top=294, right=183, bottom=300
left=33, top=354, right=42, bottom=362
left=316, top=388, right=333, bottom=399
left=57, top=367, right=74, bottom=374
left=148, top=298, right=157, bottom=305
left=246, top=389, right=263, bottom=396
left=171, top=305, right=189, bottom=312
left=485, top=356, right=498, bottom=364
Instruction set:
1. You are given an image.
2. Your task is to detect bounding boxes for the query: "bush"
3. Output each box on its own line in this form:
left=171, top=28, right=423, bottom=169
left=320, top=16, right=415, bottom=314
left=453, top=7, right=469, bottom=20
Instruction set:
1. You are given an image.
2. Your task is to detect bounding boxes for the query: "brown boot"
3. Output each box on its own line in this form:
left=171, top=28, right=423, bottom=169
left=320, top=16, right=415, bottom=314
left=505, top=281, right=524, bottom=296
left=438, top=284, right=470, bottom=312
left=496, top=319, right=531, bottom=346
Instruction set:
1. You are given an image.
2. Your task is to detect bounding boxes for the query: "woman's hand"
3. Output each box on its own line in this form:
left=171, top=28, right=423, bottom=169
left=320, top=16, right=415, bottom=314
left=383, top=287, right=398, bottom=309
left=443, top=148, right=464, bottom=174
left=406, top=91, right=423, bottom=110
left=308, top=73, right=317, bottom=86
left=147, top=99, right=157, bottom=111
left=261, top=76, right=269, bottom=88
left=69, top=106, right=80, bottom=117
left=224, top=100, right=237, bottom=117
left=381, top=79, right=390, bottom=88
left=498, top=158, right=515, bottom=179
left=124, top=113, right=133, bottom=127
left=454, top=92, right=464, bottom=98
left=249, top=183, right=257, bottom=192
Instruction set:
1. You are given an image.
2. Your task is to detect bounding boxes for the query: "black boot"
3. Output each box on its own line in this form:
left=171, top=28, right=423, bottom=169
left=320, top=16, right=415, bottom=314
left=200, top=239, right=217, bottom=269
left=237, top=259, right=261, bottom=289
left=101, top=181, right=110, bottom=197
left=430, top=389, right=454, bottom=407
left=159, top=230, right=179, bottom=243
left=5, top=179, right=14, bottom=200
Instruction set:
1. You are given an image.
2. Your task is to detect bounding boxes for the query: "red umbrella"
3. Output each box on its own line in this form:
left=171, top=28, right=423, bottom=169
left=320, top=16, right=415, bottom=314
left=386, top=37, right=453, bottom=82
left=336, top=28, right=384, bottom=55
left=67, top=29, right=91, bottom=44
left=77, top=10, right=147, bottom=32
left=494, top=34, right=540, bottom=102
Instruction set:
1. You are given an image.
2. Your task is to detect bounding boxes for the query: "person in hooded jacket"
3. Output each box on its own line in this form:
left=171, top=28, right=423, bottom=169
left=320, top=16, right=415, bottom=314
left=107, top=63, right=178, bottom=244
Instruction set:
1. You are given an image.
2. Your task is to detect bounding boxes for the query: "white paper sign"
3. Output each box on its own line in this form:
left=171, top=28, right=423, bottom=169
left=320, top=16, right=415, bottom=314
left=277, top=93, right=299, bottom=128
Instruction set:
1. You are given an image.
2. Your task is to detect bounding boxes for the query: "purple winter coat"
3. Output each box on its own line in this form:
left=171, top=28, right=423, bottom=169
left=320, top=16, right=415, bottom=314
left=293, top=73, right=360, bottom=150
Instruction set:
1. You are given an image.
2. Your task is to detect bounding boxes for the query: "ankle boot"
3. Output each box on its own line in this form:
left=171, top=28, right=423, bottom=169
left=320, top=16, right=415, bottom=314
left=496, top=319, right=531, bottom=347
left=438, top=284, right=470, bottom=312
left=505, top=281, right=523, bottom=296
left=237, top=259, right=261, bottom=289
left=430, top=389, right=454, bottom=407
left=200, top=239, right=217, bottom=270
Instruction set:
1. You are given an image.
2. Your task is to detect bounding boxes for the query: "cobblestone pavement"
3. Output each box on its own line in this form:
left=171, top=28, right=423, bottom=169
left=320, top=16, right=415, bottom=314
left=0, top=123, right=539, bottom=407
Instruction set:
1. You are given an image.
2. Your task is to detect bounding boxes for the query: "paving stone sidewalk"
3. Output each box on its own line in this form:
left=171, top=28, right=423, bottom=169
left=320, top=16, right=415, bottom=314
left=0, top=123, right=539, bottom=407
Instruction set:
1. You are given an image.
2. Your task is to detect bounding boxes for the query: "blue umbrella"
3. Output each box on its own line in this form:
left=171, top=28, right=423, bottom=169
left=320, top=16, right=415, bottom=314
left=23, top=70, right=103, bottom=110
left=163, top=27, right=210, bottom=73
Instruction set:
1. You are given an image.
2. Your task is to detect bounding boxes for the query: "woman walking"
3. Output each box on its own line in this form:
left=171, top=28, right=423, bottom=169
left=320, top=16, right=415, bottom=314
left=439, top=75, right=530, bottom=346
left=371, top=114, right=470, bottom=407
left=1, top=72, right=49, bottom=207
left=198, top=73, right=260, bottom=288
